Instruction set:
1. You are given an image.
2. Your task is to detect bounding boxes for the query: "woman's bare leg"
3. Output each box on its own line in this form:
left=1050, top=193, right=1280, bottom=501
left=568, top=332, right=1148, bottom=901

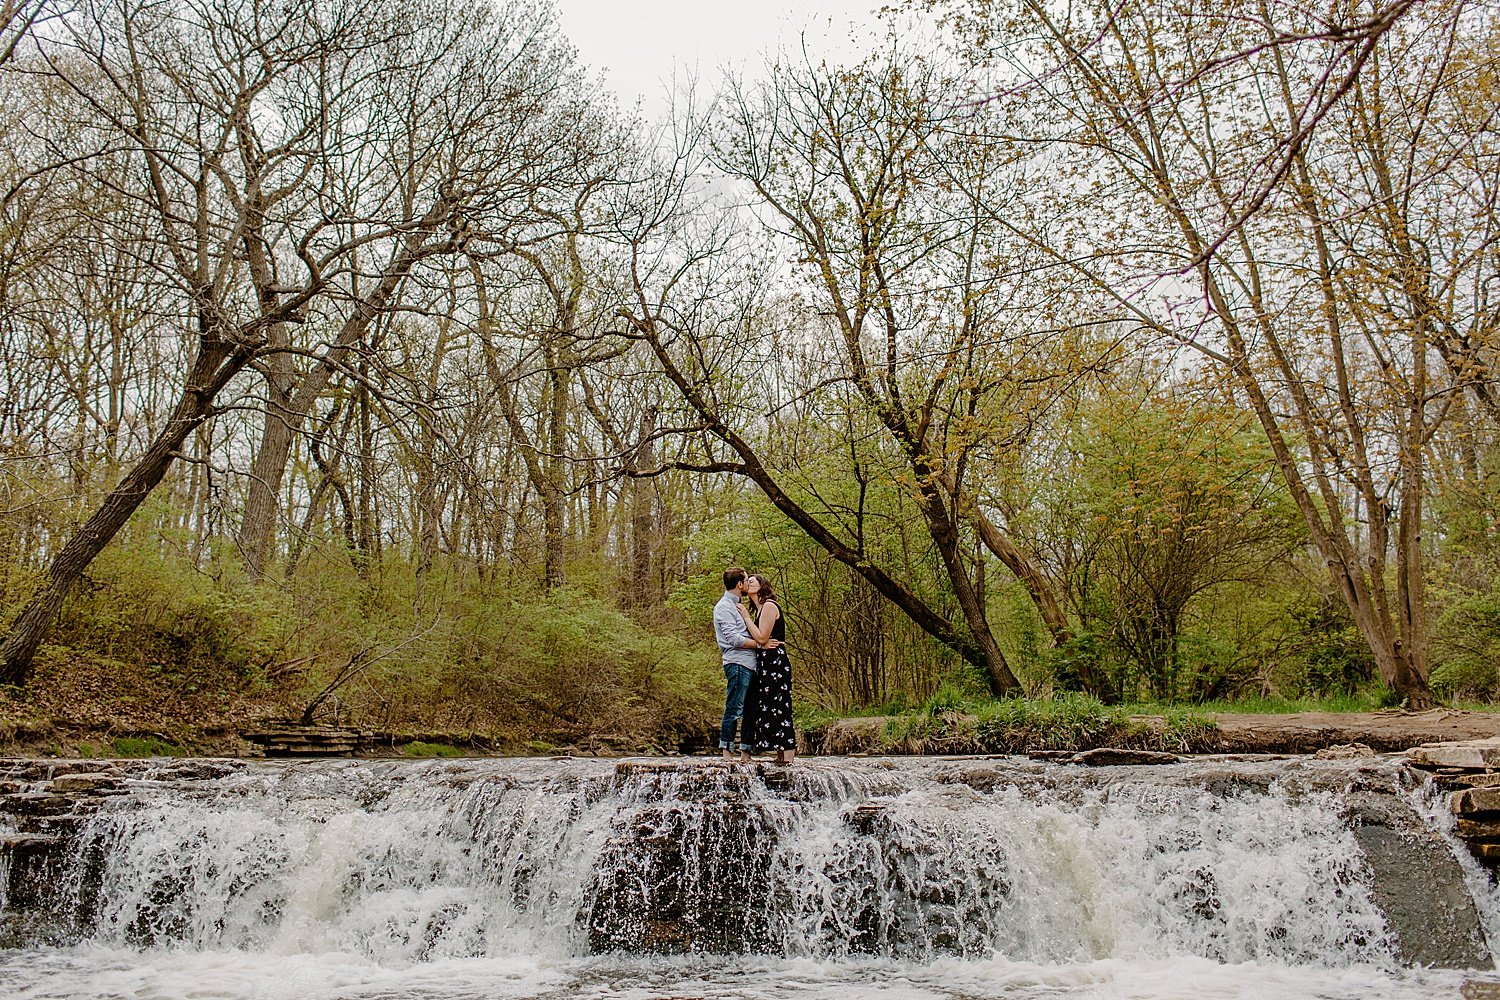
left=740, top=748, right=752, bottom=763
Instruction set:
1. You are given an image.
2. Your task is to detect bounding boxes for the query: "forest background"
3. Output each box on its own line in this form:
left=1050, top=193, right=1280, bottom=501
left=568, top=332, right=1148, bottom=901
left=0, top=0, right=1497, bottom=755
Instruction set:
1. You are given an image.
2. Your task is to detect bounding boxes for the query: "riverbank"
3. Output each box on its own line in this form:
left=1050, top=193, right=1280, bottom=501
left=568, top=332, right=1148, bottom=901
left=806, top=707, right=1500, bottom=757
left=5, top=708, right=1496, bottom=761
left=4, top=643, right=1497, bottom=760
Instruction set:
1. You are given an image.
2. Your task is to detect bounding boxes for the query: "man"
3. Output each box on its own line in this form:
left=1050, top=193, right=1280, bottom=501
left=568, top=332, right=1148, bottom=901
left=713, top=567, right=774, bottom=759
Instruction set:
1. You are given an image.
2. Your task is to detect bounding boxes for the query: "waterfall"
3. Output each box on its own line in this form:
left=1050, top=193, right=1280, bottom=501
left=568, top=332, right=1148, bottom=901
left=1, top=755, right=1497, bottom=1000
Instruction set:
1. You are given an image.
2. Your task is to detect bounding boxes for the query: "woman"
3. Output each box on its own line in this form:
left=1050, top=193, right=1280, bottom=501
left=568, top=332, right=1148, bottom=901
left=737, top=574, right=796, bottom=765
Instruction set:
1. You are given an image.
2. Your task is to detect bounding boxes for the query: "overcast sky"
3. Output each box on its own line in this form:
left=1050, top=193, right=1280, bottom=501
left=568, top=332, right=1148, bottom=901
left=554, top=1, right=885, bottom=117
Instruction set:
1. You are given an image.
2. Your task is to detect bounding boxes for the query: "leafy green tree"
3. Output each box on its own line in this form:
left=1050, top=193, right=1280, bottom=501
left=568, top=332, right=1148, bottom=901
left=1041, top=381, right=1305, bottom=700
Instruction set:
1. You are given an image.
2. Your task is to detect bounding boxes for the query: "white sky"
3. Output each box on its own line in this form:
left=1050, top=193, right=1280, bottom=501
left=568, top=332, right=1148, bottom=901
left=554, top=1, right=887, bottom=118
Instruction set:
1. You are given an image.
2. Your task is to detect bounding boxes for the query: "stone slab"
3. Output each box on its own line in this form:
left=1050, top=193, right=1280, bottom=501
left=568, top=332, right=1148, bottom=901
left=1454, top=787, right=1500, bottom=815
left=1409, top=739, right=1500, bottom=770
left=1455, top=817, right=1500, bottom=840
left=0, top=793, right=72, bottom=816
left=1354, top=822, right=1493, bottom=969
left=1449, top=773, right=1500, bottom=790
left=1071, top=748, right=1180, bottom=766
left=49, top=773, right=120, bottom=793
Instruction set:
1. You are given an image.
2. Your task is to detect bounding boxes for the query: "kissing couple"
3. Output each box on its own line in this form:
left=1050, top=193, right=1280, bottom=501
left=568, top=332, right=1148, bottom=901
left=713, top=567, right=796, bottom=765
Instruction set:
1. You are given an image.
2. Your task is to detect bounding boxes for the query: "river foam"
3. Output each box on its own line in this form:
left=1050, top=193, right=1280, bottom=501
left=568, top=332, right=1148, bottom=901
left=0, top=756, right=1494, bottom=998
left=0, top=947, right=1490, bottom=999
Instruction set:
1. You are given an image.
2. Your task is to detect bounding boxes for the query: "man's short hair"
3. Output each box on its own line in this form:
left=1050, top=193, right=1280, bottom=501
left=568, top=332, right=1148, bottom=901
left=723, top=567, right=747, bottom=590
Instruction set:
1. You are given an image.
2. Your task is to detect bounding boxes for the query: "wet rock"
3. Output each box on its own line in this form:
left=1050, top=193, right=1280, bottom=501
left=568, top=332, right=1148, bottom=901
left=934, top=765, right=1028, bottom=794
left=1314, top=743, right=1376, bottom=759
left=49, top=773, right=121, bottom=793
left=43, top=761, right=119, bottom=779
left=1455, top=817, right=1500, bottom=841
left=150, top=759, right=244, bottom=782
left=1353, top=819, right=1491, bottom=969
left=844, top=801, right=887, bottom=834
left=1449, top=772, right=1500, bottom=790
left=1, top=792, right=73, bottom=817
left=0, top=761, right=52, bottom=783
left=1072, top=748, right=1180, bottom=766
left=584, top=799, right=776, bottom=955
left=615, top=759, right=696, bottom=778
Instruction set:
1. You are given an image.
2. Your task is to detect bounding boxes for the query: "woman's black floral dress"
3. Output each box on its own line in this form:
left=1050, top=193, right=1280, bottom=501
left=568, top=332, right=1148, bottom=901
left=743, top=600, right=794, bottom=752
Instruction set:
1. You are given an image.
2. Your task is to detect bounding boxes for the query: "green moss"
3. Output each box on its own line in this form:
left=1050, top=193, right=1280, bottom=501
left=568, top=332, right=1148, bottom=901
left=111, top=736, right=187, bottom=757
left=401, top=740, right=465, bottom=758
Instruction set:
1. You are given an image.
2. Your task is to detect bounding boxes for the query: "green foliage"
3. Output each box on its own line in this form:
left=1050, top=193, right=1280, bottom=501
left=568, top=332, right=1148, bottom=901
left=1281, top=599, right=1379, bottom=698
left=111, top=736, right=187, bottom=757
left=420, top=581, right=722, bottom=747
left=1120, top=691, right=1395, bottom=715
left=1039, top=384, right=1306, bottom=701
left=47, top=542, right=275, bottom=682
left=1431, top=582, right=1500, bottom=701
left=1, top=505, right=725, bottom=751
left=401, top=740, right=465, bottom=758
left=866, top=693, right=1219, bottom=754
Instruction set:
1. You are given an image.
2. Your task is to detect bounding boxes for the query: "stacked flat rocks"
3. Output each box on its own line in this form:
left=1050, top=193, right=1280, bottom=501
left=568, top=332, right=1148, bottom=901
left=1408, top=738, right=1500, bottom=869
left=242, top=724, right=372, bottom=756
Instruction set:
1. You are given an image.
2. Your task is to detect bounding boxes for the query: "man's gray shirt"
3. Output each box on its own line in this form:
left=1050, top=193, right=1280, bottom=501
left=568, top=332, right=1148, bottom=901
left=714, top=591, right=758, bottom=670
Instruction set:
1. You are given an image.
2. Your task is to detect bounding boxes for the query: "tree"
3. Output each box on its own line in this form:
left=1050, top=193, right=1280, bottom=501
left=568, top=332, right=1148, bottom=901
left=618, top=52, right=1106, bottom=696
left=936, top=0, right=1497, bottom=704
left=1, top=0, right=578, bottom=684
left=1059, top=380, right=1303, bottom=700
left=0, top=0, right=52, bottom=68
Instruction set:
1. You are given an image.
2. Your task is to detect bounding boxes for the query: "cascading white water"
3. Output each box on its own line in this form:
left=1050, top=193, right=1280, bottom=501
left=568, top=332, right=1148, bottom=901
left=2, top=755, right=1497, bottom=999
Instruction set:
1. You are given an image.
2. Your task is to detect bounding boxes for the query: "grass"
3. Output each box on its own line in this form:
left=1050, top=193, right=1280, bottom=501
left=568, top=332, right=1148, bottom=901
left=111, top=736, right=188, bottom=757
left=799, top=684, right=1495, bottom=755
left=808, top=691, right=1219, bottom=755
left=401, top=740, right=466, bottom=758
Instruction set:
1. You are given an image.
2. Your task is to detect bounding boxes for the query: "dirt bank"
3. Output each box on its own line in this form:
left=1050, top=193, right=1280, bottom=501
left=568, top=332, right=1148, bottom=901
left=1204, top=709, right=1500, bottom=754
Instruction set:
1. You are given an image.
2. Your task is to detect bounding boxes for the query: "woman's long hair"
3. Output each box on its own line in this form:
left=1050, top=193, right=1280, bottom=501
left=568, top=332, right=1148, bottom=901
left=748, top=573, right=777, bottom=607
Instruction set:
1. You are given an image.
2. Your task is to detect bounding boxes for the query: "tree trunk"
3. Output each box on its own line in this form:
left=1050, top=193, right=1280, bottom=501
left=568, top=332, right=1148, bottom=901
left=237, top=203, right=450, bottom=577
left=1, top=344, right=240, bottom=685
left=637, top=325, right=1023, bottom=695
left=969, top=504, right=1116, bottom=697
left=240, top=367, right=296, bottom=579
left=922, top=497, right=1020, bottom=697
left=627, top=407, right=659, bottom=606
left=542, top=345, right=568, bottom=590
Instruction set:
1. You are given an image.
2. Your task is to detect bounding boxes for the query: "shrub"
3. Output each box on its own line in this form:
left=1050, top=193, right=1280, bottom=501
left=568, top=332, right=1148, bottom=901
left=1431, top=584, right=1500, bottom=701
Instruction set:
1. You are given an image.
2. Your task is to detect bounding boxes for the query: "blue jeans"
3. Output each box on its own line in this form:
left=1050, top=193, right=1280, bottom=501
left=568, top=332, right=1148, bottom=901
left=719, top=661, right=755, bottom=749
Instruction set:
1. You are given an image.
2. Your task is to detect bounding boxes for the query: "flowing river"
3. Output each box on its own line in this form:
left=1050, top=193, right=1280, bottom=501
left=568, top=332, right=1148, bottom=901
left=1, top=755, right=1497, bottom=999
